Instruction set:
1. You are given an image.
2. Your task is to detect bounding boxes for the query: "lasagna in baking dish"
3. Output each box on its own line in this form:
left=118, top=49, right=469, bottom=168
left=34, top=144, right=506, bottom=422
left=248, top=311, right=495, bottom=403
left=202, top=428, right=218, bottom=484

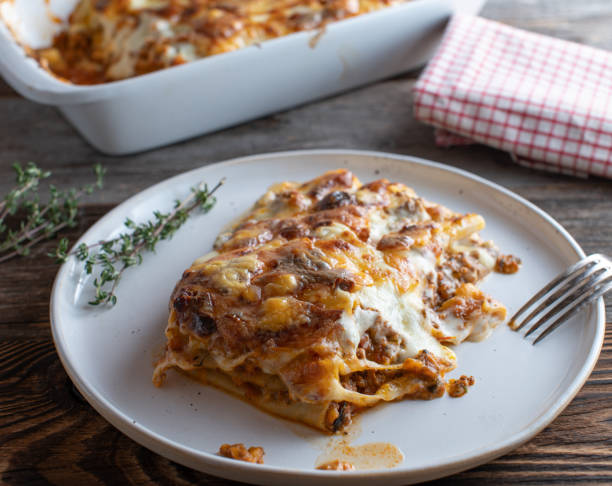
left=25, top=0, right=409, bottom=84
left=153, top=169, right=519, bottom=432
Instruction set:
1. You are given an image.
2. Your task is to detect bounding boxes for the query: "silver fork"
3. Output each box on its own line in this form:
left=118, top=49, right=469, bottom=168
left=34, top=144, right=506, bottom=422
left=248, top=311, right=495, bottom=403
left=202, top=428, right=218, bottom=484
left=509, top=254, right=612, bottom=344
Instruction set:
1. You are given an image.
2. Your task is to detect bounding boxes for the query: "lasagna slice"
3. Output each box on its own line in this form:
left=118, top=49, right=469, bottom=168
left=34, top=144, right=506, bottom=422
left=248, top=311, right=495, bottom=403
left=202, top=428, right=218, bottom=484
left=153, top=169, right=518, bottom=432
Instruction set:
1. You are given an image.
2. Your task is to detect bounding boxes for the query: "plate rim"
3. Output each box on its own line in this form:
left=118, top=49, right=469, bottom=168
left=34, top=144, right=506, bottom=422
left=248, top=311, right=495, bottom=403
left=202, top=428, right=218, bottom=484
left=49, top=149, right=606, bottom=484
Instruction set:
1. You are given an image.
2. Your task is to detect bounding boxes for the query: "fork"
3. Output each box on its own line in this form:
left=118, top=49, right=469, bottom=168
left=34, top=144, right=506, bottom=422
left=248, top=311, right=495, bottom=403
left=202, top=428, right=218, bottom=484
left=509, top=254, right=612, bottom=344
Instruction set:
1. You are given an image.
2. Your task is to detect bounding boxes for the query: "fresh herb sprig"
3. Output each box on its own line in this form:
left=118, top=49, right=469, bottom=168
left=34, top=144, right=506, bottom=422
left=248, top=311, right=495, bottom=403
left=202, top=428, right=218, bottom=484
left=0, top=163, right=104, bottom=264
left=53, top=179, right=224, bottom=307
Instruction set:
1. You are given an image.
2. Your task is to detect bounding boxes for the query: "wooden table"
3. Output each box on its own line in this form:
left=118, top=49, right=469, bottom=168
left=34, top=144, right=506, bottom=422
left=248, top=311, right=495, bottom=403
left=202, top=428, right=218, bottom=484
left=1, top=1, right=610, bottom=484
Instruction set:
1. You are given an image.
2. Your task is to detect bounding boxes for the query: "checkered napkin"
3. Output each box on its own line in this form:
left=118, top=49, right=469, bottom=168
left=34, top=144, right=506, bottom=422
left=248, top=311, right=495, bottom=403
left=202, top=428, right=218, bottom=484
left=413, top=15, right=612, bottom=179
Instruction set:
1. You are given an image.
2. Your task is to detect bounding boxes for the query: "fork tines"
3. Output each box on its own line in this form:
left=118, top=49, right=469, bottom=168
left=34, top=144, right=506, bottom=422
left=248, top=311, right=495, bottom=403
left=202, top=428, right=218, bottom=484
left=509, top=254, right=612, bottom=344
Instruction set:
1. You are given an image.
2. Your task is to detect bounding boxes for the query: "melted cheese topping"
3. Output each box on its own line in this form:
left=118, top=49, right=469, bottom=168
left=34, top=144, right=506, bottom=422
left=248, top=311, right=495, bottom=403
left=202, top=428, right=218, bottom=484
left=13, top=0, right=411, bottom=84
left=153, top=169, right=518, bottom=432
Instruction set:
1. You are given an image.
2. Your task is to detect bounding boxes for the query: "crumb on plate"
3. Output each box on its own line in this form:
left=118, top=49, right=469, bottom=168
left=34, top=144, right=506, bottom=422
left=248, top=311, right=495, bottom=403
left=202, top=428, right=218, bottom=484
left=317, top=459, right=356, bottom=471
left=447, top=375, right=475, bottom=398
left=495, top=254, right=521, bottom=274
left=218, top=443, right=265, bottom=464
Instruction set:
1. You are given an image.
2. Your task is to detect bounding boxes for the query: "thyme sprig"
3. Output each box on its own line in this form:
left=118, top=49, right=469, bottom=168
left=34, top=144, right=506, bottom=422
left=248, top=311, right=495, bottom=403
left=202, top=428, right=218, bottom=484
left=53, top=179, right=224, bottom=307
left=0, top=163, right=104, bottom=264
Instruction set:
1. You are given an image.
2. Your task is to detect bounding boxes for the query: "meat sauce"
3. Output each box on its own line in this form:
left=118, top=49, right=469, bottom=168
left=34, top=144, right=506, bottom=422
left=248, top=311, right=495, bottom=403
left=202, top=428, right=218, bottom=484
left=446, top=375, right=475, bottom=398
left=218, top=443, right=265, bottom=463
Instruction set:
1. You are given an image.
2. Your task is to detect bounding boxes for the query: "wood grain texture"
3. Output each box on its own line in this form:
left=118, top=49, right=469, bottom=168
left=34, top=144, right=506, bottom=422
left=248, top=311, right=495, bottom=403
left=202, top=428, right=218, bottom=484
left=0, top=0, right=611, bottom=484
left=481, top=0, right=612, bottom=49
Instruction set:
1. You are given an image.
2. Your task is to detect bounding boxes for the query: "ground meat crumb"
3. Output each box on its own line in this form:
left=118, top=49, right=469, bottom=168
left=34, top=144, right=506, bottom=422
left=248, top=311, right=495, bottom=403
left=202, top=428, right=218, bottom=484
left=495, top=254, right=521, bottom=274
left=446, top=375, right=475, bottom=398
left=317, top=460, right=356, bottom=471
left=218, top=443, right=265, bottom=464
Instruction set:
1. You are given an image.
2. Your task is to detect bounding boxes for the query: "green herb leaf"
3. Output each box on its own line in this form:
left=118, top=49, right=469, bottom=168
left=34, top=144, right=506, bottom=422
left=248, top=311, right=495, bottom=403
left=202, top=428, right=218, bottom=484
left=1, top=163, right=103, bottom=265
left=66, top=178, right=224, bottom=307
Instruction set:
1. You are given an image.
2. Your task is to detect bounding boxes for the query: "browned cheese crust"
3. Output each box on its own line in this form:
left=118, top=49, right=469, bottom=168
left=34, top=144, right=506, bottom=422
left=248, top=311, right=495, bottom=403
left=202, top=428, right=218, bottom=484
left=26, top=0, right=411, bottom=84
left=153, top=169, right=518, bottom=432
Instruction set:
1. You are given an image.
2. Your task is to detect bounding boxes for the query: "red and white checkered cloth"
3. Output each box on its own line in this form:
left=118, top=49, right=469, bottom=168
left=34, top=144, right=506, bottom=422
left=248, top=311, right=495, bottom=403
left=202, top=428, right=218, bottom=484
left=414, top=15, right=612, bottom=179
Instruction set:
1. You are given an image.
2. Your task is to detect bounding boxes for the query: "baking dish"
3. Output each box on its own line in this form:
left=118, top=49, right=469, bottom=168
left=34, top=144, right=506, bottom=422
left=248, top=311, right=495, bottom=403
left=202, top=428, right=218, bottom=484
left=0, top=0, right=486, bottom=155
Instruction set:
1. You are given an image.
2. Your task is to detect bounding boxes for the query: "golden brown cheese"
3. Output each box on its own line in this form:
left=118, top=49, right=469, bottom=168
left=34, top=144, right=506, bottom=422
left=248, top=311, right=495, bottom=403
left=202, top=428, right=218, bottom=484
left=23, top=0, right=411, bottom=84
left=153, top=169, right=519, bottom=432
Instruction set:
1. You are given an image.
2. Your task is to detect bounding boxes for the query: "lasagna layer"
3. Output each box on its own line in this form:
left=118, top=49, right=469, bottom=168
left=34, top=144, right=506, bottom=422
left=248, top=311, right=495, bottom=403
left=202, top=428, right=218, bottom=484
left=27, top=0, right=409, bottom=84
left=153, top=169, right=517, bottom=432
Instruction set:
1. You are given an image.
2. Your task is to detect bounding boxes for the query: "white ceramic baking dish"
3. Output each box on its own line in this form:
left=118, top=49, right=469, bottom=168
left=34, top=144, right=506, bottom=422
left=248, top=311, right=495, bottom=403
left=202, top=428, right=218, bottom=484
left=0, top=0, right=486, bottom=155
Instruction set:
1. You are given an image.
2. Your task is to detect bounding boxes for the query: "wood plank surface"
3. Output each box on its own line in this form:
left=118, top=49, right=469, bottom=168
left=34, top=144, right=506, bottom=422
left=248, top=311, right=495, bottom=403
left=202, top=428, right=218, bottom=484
left=1, top=0, right=611, bottom=484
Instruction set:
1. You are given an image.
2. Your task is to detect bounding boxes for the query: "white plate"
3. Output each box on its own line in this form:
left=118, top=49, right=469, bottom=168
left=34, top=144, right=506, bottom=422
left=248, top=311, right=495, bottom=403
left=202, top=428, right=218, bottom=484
left=50, top=150, right=605, bottom=485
